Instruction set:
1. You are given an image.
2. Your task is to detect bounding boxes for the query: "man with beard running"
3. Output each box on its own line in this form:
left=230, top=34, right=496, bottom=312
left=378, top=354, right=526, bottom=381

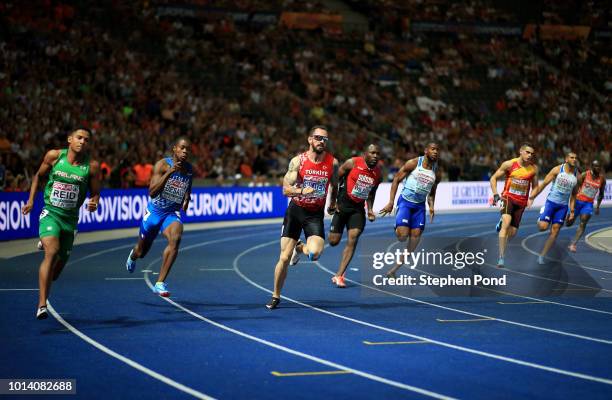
left=266, top=126, right=339, bottom=309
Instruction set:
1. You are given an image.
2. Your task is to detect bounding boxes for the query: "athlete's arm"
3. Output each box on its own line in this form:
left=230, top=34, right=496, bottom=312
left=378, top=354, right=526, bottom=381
left=529, top=165, right=559, bottom=200
left=427, top=169, right=442, bottom=223
left=596, top=175, right=606, bottom=215
left=489, top=160, right=512, bottom=205
left=282, top=156, right=313, bottom=197
left=367, top=184, right=378, bottom=222
left=328, top=158, right=340, bottom=214
left=182, top=187, right=191, bottom=212
left=149, top=159, right=176, bottom=198
left=330, top=158, right=354, bottom=213
left=527, top=166, right=540, bottom=208
left=379, top=158, right=417, bottom=216
left=22, top=149, right=60, bottom=215
left=87, top=160, right=101, bottom=212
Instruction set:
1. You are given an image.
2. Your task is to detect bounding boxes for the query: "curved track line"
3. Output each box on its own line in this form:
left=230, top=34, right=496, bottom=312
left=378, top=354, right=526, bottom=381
left=520, top=223, right=612, bottom=274
left=452, top=232, right=612, bottom=315
left=141, top=269, right=456, bottom=400
left=233, top=239, right=612, bottom=386
left=46, top=302, right=216, bottom=400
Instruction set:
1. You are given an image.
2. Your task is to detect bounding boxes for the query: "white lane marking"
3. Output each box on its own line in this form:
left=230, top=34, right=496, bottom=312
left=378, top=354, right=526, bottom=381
left=521, top=222, right=612, bottom=274
left=586, top=227, right=612, bottom=254
left=0, top=288, right=38, bottom=291
left=46, top=302, right=216, bottom=400
left=142, top=272, right=456, bottom=400
left=452, top=231, right=612, bottom=315
left=234, top=240, right=612, bottom=385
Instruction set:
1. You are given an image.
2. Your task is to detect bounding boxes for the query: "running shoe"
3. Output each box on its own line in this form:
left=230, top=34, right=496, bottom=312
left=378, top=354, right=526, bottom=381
left=568, top=243, right=577, bottom=253
left=537, top=255, right=546, bottom=265
left=266, top=297, right=280, bottom=309
left=153, top=282, right=170, bottom=297
left=126, top=250, right=136, bottom=273
left=496, top=257, right=505, bottom=268
left=495, top=218, right=503, bottom=232
left=289, top=241, right=303, bottom=266
left=331, top=275, right=346, bottom=288
left=37, top=241, right=43, bottom=251
left=36, top=306, right=48, bottom=320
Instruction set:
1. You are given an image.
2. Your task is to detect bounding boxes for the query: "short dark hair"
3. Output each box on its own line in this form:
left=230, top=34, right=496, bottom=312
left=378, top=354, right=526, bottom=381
left=174, top=136, right=190, bottom=146
left=520, top=143, right=534, bottom=150
left=365, top=143, right=380, bottom=152
left=71, top=128, right=92, bottom=136
left=426, top=142, right=438, bottom=149
left=309, top=125, right=328, bottom=136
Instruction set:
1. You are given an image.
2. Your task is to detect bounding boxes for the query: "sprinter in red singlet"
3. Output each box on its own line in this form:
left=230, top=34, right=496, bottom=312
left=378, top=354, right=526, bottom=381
left=490, top=143, right=539, bottom=267
left=567, top=160, right=606, bottom=252
left=328, top=144, right=382, bottom=288
left=266, top=126, right=339, bottom=309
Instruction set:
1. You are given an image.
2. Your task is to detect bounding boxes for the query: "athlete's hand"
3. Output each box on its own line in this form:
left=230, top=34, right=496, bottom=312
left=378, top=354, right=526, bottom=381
left=526, top=198, right=534, bottom=208
left=379, top=203, right=394, bottom=217
left=87, top=199, right=98, bottom=212
left=21, top=201, right=33, bottom=215
left=327, top=203, right=338, bottom=215
left=300, top=186, right=315, bottom=196
left=491, top=194, right=500, bottom=207
left=368, top=210, right=376, bottom=222
left=595, top=206, right=600, bottom=216
left=429, top=208, right=435, bottom=223
left=566, top=211, right=575, bottom=226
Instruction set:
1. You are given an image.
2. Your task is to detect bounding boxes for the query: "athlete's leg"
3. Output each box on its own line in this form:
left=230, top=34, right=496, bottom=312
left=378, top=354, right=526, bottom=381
left=395, top=226, right=410, bottom=242
left=273, top=237, right=298, bottom=298
left=131, top=237, right=155, bottom=259
left=157, top=221, right=183, bottom=283
left=38, top=236, right=60, bottom=308
left=328, top=211, right=344, bottom=247
left=303, top=235, right=325, bottom=260
left=571, top=214, right=592, bottom=247
left=52, top=229, right=76, bottom=281
left=498, top=213, right=513, bottom=259
left=537, top=220, right=550, bottom=231
left=335, top=228, right=362, bottom=277
left=540, top=223, right=562, bottom=257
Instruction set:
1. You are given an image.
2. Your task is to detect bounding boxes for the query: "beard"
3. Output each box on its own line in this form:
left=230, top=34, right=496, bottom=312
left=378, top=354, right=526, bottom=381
left=313, top=146, right=325, bottom=154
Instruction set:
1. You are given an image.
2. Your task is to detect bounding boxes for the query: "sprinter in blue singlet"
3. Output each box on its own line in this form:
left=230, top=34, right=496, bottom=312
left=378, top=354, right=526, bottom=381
left=125, top=137, right=193, bottom=297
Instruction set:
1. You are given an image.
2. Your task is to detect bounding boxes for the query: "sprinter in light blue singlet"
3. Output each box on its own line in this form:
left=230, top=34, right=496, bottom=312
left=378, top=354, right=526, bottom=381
left=125, top=137, right=193, bottom=297
left=528, top=152, right=578, bottom=264
left=379, top=143, right=441, bottom=277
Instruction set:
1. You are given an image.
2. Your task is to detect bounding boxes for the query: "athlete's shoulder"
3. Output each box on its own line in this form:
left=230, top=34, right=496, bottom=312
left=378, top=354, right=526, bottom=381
left=44, top=149, right=62, bottom=164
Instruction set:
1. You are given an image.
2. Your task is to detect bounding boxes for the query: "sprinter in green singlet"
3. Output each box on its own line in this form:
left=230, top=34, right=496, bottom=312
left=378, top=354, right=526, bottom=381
left=22, top=129, right=100, bottom=320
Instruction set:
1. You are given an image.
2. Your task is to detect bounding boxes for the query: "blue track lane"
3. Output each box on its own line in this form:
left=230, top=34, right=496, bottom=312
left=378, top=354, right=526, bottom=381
left=1, top=210, right=611, bottom=399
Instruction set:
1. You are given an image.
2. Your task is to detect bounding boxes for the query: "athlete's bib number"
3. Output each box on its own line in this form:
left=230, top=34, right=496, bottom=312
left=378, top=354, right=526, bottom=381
left=509, top=178, right=529, bottom=196
left=582, top=184, right=598, bottom=198
left=303, top=177, right=328, bottom=198
left=351, top=182, right=372, bottom=200
left=50, top=182, right=80, bottom=209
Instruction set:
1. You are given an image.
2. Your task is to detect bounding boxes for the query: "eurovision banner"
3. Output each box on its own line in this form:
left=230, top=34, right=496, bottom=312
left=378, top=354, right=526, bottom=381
left=0, top=187, right=287, bottom=241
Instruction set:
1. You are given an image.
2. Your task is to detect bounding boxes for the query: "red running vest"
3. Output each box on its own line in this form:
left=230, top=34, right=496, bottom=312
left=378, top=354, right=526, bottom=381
left=344, top=156, right=382, bottom=204
left=292, top=152, right=335, bottom=211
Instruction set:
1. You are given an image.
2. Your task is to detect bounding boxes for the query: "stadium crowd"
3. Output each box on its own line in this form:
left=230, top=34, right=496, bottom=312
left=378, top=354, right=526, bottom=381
left=0, top=0, right=609, bottom=191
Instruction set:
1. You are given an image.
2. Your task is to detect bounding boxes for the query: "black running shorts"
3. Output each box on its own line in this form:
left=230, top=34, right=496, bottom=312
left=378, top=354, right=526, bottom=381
left=281, top=201, right=325, bottom=240
left=330, top=207, right=366, bottom=234
left=501, top=197, right=526, bottom=228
